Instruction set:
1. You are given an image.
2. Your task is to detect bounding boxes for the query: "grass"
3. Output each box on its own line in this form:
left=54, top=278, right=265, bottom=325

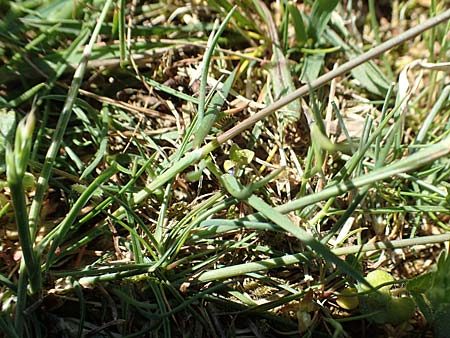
left=1, top=1, right=450, bottom=337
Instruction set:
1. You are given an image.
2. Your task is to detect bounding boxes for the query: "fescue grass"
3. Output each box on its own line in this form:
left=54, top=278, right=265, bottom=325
left=1, top=1, right=450, bottom=337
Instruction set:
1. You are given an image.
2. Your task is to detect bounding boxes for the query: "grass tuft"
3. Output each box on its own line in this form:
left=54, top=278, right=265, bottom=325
left=1, top=1, right=450, bottom=337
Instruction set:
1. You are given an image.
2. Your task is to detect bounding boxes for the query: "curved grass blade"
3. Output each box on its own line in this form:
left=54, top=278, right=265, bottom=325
left=28, top=0, right=114, bottom=240
left=191, top=6, right=237, bottom=143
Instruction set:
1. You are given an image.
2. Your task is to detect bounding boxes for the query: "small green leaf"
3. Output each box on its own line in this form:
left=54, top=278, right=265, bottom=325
left=407, top=272, right=433, bottom=294
left=229, top=144, right=254, bottom=166
left=186, top=159, right=207, bottom=182
left=360, top=270, right=395, bottom=293
left=336, top=287, right=359, bottom=310
left=23, top=172, right=36, bottom=191
left=223, top=160, right=235, bottom=173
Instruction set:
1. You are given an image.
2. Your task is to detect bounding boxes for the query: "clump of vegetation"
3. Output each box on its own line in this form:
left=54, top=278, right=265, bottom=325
left=1, top=0, right=450, bottom=337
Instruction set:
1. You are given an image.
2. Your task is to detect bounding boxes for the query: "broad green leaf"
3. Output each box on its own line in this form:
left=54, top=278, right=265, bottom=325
left=289, top=4, right=307, bottom=45
left=308, top=0, right=339, bottom=41
left=300, top=53, right=325, bottom=83
left=28, top=0, right=77, bottom=20
left=360, top=270, right=394, bottom=294
left=351, top=62, right=391, bottom=97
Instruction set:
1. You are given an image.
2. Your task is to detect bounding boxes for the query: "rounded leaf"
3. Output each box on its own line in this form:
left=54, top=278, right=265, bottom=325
left=336, top=287, right=359, bottom=310
left=361, top=270, right=395, bottom=293
left=386, top=297, right=415, bottom=325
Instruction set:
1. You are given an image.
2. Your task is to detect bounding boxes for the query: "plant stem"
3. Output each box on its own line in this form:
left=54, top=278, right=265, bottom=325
left=196, top=233, right=450, bottom=282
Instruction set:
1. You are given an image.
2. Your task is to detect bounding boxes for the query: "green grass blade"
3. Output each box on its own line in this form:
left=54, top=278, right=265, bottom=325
left=28, top=0, right=114, bottom=241
left=80, top=106, right=109, bottom=180
left=308, top=0, right=339, bottom=40
left=246, top=194, right=369, bottom=287
left=44, top=164, right=118, bottom=270
left=193, top=6, right=236, bottom=136
left=6, top=112, right=40, bottom=293
left=118, top=0, right=126, bottom=65
left=255, top=0, right=300, bottom=122
left=282, top=135, right=450, bottom=213
left=193, top=67, right=238, bottom=147
left=289, top=3, right=307, bottom=45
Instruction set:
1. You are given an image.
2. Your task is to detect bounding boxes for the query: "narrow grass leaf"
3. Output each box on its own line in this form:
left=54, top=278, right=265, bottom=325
left=8, top=83, right=47, bottom=108
left=118, top=0, right=126, bottom=65
left=193, top=67, right=238, bottom=147
left=143, top=75, right=199, bottom=104
left=246, top=194, right=369, bottom=287
left=28, top=0, right=114, bottom=239
left=256, top=0, right=300, bottom=122
left=0, top=315, right=19, bottom=338
left=416, top=85, right=450, bottom=146
left=6, top=112, right=40, bottom=293
left=0, top=273, right=17, bottom=293
left=80, top=107, right=109, bottom=180
left=73, top=281, right=86, bottom=338
left=195, top=6, right=236, bottom=129
left=44, top=164, right=118, bottom=270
